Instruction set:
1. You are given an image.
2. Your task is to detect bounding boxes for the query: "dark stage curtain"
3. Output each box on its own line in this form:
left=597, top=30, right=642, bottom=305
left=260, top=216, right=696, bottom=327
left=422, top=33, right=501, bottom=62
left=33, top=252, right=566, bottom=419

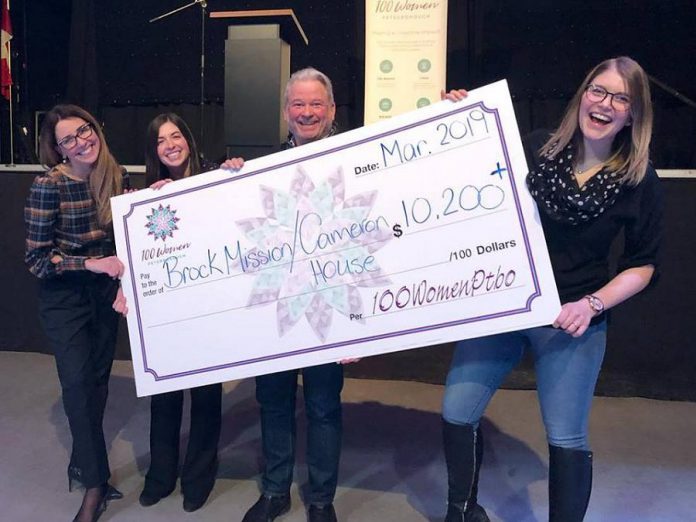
left=46, top=1, right=696, bottom=167
left=67, top=0, right=98, bottom=112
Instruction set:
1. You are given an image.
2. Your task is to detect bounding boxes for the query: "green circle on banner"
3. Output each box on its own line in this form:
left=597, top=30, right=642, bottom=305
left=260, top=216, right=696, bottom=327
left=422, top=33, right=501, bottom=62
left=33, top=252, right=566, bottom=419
left=380, top=60, right=393, bottom=73
left=417, top=59, right=432, bottom=72
left=416, top=97, right=431, bottom=108
left=379, top=98, right=393, bottom=112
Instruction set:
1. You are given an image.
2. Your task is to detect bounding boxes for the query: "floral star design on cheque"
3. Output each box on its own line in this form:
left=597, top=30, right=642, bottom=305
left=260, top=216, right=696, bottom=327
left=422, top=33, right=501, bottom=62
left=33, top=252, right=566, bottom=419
left=232, top=166, right=393, bottom=341
left=145, top=204, right=180, bottom=241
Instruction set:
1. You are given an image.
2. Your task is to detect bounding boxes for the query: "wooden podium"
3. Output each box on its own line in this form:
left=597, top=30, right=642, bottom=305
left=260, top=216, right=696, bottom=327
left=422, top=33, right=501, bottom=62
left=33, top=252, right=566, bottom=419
left=210, top=9, right=308, bottom=160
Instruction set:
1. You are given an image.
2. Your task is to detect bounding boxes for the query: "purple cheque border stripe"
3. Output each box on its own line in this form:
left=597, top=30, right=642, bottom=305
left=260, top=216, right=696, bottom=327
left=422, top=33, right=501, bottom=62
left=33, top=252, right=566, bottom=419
left=121, top=101, right=543, bottom=381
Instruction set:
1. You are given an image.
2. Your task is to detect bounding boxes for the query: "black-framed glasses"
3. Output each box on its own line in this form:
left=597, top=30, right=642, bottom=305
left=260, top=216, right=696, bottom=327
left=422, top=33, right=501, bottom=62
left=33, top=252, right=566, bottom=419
left=57, top=123, right=94, bottom=149
left=584, top=84, right=631, bottom=112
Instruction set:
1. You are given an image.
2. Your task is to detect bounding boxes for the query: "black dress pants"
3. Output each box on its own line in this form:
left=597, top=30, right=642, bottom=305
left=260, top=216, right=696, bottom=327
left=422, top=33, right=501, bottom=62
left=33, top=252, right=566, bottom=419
left=143, top=383, right=222, bottom=502
left=38, top=274, right=119, bottom=489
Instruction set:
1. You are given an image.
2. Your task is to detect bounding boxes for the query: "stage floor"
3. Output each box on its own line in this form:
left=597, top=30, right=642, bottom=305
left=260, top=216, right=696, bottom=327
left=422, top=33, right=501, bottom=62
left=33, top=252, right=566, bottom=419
left=1, top=351, right=695, bottom=521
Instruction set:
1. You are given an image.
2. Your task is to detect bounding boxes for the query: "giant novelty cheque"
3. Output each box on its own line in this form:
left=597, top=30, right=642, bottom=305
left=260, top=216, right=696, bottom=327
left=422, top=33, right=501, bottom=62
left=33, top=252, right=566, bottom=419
left=112, top=80, right=561, bottom=396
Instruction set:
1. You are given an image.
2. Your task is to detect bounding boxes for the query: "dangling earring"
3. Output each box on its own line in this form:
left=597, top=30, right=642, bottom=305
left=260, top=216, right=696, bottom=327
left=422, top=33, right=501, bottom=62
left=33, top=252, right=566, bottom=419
left=62, top=156, right=68, bottom=163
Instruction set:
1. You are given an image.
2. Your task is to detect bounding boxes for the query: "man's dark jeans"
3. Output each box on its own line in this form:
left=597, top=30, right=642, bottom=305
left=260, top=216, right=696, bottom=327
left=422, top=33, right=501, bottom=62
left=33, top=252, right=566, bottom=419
left=256, top=362, right=344, bottom=505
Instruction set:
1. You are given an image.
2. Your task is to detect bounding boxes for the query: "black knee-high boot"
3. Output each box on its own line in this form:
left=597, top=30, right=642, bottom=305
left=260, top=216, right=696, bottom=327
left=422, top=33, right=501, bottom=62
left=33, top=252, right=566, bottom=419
left=548, top=445, right=593, bottom=522
left=443, top=420, right=490, bottom=522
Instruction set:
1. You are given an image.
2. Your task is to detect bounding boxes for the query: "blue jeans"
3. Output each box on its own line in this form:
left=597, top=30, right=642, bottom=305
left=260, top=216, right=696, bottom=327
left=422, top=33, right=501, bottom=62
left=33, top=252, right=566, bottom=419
left=256, top=363, right=343, bottom=505
left=442, top=322, right=607, bottom=450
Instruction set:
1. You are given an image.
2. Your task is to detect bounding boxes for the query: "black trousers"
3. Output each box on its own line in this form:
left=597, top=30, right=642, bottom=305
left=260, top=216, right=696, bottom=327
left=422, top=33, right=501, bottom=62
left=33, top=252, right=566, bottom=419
left=143, top=383, right=222, bottom=501
left=38, top=273, right=119, bottom=489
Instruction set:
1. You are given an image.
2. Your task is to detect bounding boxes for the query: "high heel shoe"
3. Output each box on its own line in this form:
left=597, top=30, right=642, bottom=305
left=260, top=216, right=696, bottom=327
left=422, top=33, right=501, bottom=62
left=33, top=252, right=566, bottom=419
left=104, top=484, right=123, bottom=501
left=71, top=484, right=110, bottom=522
left=67, top=473, right=122, bottom=500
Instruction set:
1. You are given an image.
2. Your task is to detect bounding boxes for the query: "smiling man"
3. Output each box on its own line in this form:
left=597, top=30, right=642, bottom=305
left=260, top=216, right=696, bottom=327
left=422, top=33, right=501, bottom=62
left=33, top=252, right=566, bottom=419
left=282, top=67, right=337, bottom=148
left=242, top=67, right=344, bottom=522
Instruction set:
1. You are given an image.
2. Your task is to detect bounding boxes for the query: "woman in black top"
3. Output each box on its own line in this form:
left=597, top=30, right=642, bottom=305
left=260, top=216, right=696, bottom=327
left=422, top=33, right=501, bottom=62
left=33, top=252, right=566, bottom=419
left=134, top=113, right=222, bottom=512
left=25, top=104, right=127, bottom=522
left=440, top=57, right=663, bottom=522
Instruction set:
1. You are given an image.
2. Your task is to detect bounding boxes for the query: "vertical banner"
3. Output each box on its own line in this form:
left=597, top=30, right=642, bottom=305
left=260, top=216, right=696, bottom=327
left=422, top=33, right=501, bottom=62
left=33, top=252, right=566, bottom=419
left=364, top=0, right=448, bottom=124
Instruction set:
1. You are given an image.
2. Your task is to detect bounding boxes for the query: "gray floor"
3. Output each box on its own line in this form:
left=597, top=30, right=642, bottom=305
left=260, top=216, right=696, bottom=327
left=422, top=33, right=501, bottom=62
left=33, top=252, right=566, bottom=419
left=1, top=351, right=695, bottom=522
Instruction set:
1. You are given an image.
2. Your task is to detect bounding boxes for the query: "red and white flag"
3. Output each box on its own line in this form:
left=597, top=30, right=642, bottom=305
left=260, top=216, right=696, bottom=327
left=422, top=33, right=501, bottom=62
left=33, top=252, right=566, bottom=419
left=1, top=0, right=12, bottom=101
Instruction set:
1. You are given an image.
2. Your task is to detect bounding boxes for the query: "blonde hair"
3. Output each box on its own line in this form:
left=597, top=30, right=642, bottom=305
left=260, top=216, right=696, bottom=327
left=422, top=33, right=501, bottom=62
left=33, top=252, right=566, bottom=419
left=39, top=104, right=123, bottom=226
left=540, top=56, right=653, bottom=186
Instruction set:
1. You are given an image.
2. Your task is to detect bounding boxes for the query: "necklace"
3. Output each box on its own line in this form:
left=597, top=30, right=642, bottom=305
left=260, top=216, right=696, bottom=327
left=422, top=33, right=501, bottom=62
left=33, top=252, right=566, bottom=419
left=574, top=162, right=603, bottom=177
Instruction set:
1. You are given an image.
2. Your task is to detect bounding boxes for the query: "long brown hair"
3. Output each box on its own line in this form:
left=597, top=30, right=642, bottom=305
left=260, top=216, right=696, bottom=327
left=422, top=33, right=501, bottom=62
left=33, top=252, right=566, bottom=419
left=144, top=113, right=201, bottom=187
left=540, top=56, right=653, bottom=186
left=39, top=104, right=123, bottom=225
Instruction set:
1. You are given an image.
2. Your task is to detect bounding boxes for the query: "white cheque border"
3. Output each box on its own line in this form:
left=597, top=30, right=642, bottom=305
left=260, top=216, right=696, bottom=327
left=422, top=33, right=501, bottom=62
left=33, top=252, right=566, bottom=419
left=121, top=100, right=546, bottom=383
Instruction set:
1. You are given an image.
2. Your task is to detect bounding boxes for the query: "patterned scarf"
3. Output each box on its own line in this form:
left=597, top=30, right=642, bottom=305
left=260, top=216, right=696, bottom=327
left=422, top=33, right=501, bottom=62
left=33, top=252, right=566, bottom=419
left=526, top=142, right=624, bottom=225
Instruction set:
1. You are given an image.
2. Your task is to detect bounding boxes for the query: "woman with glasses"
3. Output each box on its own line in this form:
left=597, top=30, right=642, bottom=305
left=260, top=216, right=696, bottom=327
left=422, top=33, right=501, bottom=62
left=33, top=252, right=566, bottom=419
left=440, top=56, right=663, bottom=522
left=25, top=104, right=128, bottom=522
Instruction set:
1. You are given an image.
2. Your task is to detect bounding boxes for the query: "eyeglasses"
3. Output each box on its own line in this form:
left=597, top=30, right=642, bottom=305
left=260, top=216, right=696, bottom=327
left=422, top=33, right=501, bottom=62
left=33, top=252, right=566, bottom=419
left=584, top=84, right=631, bottom=112
left=57, top=123, right=94, bottom=149
left=288, top=101, right=330, bottom=112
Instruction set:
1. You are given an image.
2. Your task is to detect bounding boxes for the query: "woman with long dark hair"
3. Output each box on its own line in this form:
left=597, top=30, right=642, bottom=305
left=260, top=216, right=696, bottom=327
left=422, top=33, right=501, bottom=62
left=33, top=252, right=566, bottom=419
left=25, top=104, right=127, bottom=522
left=441, top=56, right=663, bottom=521
left=135, top=113, right=222, bottom=512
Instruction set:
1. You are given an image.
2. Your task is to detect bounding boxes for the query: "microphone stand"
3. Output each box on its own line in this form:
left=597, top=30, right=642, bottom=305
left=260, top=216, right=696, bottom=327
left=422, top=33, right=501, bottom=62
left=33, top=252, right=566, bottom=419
left=648, top=74, right=696, bottom=111
left=150, top=0, right=209, bottom=154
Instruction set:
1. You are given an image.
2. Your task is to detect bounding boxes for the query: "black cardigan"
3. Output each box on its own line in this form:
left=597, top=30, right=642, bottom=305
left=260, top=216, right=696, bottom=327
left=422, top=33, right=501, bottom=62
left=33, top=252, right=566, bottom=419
left=523, top=130, right=664, bottom=305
